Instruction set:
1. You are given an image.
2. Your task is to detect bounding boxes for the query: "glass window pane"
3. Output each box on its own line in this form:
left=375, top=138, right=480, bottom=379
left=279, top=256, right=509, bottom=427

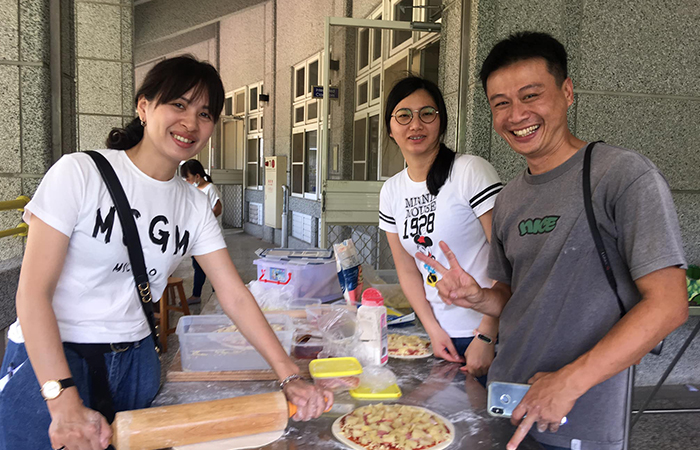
left=260, top=116, right=263, bottom=130
left=292, top=132, right=304, bottom=163
left=247, top=138, right=258, bottom=163
left=372, top=22, right=382, bottom=60
left=307, top=101, right=318, bottom=121
left=371, top=73, right=381, bottom=100
left=295, top=67, right=305, bottom=98
left=225, top=97, right=232, bottom=116
left=247, top=164, right=257, bottom=187
left=357, top=80, right=368, bottom=107
left=292, top=165, right=303, bottom=194
left=308, top=60, right=319, bottom=94
left=393, top=0, right=413, bottom=48
left=368, top=115, right=379, bottom=181
left=295, top=105, right=305, bottom=124
left=353, top=118, right=367, bottom=161
left=353, top=163, right=365, bottom=181
left=358, top=29, right=369, bottom=70
left=250, top=87, right=258, bottom=111
left=249, top=117, right=257, bottom=131
left=382, top=136, right=405, bottom=178
left=305, top=130, right=317, bottom=194
left=426, top=0, right=442, bottom=21
left=235, top=92, right=245, bottom=114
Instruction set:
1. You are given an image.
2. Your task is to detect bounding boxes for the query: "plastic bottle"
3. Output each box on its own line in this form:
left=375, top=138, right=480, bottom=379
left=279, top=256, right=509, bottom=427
left=357, top=288, right=388, bottom=366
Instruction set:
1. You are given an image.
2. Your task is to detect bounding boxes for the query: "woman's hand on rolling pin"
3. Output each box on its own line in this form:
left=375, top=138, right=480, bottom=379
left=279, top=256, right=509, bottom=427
left=47, top=391, right=112, bottom=450
left=283, top=378, right=333, bottom=422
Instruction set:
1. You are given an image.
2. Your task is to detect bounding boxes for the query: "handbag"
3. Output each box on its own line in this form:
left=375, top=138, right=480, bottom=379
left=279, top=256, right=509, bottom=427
left=61, top=151, right=159, bottom=429
left=582, top=141, right=663, bottom=356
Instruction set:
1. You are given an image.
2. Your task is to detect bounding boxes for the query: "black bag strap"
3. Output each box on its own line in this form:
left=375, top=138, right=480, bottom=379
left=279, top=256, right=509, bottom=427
left=582, top=141, right=627, bottom=318
left=84, top=151, right=159, bottom=349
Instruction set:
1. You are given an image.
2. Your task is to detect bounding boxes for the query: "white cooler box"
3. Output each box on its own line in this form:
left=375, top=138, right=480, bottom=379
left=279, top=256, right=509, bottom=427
left=253, top=258, right=342, bottom=302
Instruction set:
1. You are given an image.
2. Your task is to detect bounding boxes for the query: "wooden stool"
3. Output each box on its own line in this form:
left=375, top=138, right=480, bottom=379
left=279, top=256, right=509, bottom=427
left=154, top=277, right=190, bottom=353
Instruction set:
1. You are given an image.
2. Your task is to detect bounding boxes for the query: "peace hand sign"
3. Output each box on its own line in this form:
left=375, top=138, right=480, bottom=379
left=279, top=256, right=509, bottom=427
left=415, top=241, right=486, bottom=309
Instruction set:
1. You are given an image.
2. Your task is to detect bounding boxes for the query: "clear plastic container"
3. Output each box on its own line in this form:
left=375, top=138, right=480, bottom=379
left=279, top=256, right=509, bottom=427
left=288, top=298, right=322, bottom=310
left=175, top=314, right=294, bottom=372
left=292, top=335, right=324, bottom=359
left=308, top=357, right=363, bottom=392
left=254, top=259, right=342, bottom=302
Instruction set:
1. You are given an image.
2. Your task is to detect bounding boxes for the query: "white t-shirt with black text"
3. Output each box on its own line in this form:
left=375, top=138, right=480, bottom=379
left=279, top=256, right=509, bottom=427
left=9, top=149, right=226, bottom=344
left=378, top=154, right=502, bottom=337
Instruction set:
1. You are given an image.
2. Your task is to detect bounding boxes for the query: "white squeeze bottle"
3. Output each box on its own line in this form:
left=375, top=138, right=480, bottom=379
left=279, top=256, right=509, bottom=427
left=357, top=288, right=388, bottom=366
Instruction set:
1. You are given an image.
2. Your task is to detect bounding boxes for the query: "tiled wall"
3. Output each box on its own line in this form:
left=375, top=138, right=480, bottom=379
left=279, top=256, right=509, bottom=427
left=75, top=0, right=134, bottom=149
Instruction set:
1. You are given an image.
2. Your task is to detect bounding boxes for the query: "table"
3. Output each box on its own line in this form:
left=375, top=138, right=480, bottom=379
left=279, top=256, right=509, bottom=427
left=154, top=319, right=544, bottom=450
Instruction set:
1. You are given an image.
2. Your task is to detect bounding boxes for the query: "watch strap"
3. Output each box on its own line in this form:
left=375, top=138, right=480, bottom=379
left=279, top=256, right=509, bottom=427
left=60, top=377, right=76, bottom=389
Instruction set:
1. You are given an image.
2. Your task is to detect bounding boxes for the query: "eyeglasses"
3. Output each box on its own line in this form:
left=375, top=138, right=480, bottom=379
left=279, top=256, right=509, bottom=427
left=391, top=106, right=439, bottom=125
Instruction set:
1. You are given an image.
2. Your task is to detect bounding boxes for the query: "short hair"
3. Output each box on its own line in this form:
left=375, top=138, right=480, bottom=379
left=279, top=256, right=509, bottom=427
left=479, top=32, right=568, bottom=93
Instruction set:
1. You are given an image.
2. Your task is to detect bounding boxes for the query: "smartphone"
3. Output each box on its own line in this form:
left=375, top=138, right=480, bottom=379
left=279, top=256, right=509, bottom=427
left=487, top=382, right=568, bottom=425
left=487, top=381, right=531, bottom=418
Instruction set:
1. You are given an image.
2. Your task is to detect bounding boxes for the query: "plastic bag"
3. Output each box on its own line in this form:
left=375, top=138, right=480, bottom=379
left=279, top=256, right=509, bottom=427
left=317, top=307, right=359, bottom=358
left=358, top=365, right=397, bottom=393
left=334, top=239, right=363, bottom=305
left=247, top=280, right=294, bottom=311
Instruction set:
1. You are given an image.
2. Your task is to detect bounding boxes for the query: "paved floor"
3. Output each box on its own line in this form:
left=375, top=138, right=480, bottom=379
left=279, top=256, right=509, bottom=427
left=160, top=229, right=700, bottom=449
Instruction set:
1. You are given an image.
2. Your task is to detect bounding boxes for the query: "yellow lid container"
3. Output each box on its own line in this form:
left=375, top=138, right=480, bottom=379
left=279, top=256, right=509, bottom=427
left=349, top=383, right=403, bottom=400
left=309, top=357, right=363, bottom=378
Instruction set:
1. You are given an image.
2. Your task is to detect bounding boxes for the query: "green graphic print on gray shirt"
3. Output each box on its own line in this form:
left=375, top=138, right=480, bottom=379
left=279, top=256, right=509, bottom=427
left=487, top=143, right=686, bottom=450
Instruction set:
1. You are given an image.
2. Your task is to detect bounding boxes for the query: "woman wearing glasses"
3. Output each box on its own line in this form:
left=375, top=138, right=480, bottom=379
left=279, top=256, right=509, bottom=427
left=378, top=77, right=502, bottom=382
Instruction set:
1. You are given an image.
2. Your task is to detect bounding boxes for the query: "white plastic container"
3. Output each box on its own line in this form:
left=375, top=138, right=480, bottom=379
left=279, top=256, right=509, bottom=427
left=356, top=288, right=388, bottom=366
left=176, top=314, right=294, bottom=372
left=254, top=258, right=342, bottom=302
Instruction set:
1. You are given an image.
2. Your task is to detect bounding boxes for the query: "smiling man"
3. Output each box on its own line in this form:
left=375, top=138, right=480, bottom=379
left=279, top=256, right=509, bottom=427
left=416, top=32, right=688, bottom=450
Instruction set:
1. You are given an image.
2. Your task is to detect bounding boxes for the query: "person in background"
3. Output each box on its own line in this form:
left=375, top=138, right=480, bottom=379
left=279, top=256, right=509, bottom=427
left=418, top=32, right=688, bottom=450
left=378, top=76, right=502, bottom=382
left=0, top=55, right=331, bottom=450
left=181, top=159, right=222, bottom=305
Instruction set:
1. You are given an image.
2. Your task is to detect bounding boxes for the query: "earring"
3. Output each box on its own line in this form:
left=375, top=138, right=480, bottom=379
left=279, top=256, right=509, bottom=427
left=140, top=119, right=146, bottom=127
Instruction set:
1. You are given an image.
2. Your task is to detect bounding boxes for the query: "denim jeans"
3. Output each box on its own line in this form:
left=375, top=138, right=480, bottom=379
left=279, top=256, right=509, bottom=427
left=451, top=337, right=489, bottom=387
left=192, top=256, right=207, bottom=297
left=0, top=336, right=160, bottom=450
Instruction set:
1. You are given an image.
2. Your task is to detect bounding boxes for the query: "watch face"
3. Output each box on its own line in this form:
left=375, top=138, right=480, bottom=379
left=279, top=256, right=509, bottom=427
left=42, top=380, right=62, bottom=399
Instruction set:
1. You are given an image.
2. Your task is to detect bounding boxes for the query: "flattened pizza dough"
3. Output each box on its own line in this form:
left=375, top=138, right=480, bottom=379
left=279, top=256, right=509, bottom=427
left=332, top=404, right=454, bottom=450
left=173, top=429, right=283, bottom=450
left=388, top=334, right=433, bottom=359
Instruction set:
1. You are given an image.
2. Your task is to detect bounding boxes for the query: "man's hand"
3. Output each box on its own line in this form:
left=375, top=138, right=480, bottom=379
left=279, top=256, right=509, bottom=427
left=506, top=370, right=582, bottom=450
left=415, top=241, right=485, bottom=309
left=427, top=327, right=465, bottom=363
left=461, top=337, right=494, bottom=377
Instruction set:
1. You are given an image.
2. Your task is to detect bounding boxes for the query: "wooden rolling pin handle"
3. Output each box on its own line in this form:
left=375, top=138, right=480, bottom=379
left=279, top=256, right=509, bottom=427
left=287, top=398, right=331, bottom=417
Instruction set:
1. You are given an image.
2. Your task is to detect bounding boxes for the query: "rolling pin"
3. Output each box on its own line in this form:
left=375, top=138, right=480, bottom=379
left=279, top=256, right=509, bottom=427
left=111, top=392, right=332, bottom=450
left=111, top=391, right=291, bottom=450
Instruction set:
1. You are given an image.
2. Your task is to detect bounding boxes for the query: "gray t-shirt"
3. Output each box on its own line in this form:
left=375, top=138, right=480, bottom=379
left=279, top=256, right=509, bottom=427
left=488, top=143, right=686, bottom=450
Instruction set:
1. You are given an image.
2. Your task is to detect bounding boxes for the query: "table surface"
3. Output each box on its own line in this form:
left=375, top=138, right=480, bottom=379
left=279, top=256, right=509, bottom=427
left=155, top=314, right=544, bottom=450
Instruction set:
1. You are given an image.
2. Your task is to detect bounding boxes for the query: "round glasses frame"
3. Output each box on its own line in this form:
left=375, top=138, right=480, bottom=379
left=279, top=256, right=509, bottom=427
left=391, top=106, right=439, bottom=126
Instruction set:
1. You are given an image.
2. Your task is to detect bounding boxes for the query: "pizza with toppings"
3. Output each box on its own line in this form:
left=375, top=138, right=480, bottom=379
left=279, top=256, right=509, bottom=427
left=387, top=334, right=433, bottom=359
left=332, top=403, right=454, bottom=450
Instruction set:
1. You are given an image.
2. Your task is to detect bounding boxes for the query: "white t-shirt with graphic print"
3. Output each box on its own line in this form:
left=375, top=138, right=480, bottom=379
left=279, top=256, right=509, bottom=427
left=8, top=149, right=226, bottom=344
left=378, top=153, right=502, bottom=338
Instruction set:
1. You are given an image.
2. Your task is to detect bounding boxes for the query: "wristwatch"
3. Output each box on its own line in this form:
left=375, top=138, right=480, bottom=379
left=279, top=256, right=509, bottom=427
left=40, top=378, right=76, bottom=401
left=475, top=332, right=494, bottom=345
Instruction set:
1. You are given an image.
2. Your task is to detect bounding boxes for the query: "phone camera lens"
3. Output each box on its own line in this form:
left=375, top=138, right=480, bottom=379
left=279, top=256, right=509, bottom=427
left=500, top=394, right=511, bottom=404
left=491, top=407, right=504, bottom=415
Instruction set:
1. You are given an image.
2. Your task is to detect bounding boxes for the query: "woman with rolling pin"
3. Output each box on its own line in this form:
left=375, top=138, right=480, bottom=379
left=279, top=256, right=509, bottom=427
left=0, top=55, right=332, bottom=450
